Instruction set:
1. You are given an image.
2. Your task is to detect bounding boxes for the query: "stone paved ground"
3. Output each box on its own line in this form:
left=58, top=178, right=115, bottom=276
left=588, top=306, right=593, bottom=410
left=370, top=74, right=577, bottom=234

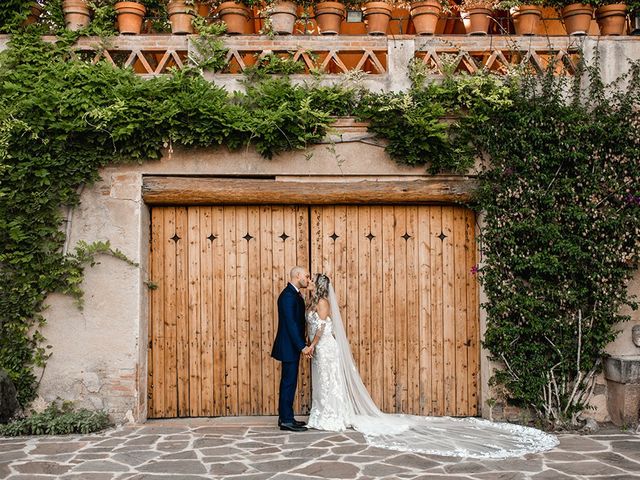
left=1, top=417, right=639, bottom=479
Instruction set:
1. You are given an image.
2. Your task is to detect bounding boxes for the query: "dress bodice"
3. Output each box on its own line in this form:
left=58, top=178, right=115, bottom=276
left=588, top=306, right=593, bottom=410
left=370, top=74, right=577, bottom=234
left=306, top=310, right=334, bottom=341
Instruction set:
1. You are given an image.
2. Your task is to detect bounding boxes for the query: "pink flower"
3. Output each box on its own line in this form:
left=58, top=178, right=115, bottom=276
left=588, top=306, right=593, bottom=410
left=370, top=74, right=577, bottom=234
left=470, top=265, right=479, bottom=275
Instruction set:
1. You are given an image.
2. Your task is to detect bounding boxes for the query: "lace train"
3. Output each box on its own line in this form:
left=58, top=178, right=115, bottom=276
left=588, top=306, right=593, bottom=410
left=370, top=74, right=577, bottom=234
left=306, top=288, right=559, bottom=458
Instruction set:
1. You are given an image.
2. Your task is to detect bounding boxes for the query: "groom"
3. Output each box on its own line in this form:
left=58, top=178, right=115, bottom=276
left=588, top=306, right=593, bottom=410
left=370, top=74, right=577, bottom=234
left=271, top=266, right=313, bottom=432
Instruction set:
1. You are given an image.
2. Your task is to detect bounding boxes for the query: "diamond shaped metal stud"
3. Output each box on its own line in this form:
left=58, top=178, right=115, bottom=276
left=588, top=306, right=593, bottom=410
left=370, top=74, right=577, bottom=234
left=438, top=231, right=447, bottom=241
left=243, top=233, right=254, bottom=242
left=329, top=233, right=340, bottom=241
left=279, top=232, right=290, bottom=241
left=170, top=233, right=181, bottom=242
left=366, top=232, right=375, bottom=241
left=402, top=232, right=411, bottom=241
left=207, top=234, right=217, bottom=242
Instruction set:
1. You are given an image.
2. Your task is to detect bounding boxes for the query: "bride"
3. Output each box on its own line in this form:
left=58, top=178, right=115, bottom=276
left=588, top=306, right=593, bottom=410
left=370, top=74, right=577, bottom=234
left=304, top=273, right=559, bottom=459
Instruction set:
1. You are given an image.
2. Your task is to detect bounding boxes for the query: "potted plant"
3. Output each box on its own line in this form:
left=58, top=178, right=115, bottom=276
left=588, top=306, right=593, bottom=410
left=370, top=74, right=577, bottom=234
left=62, top=0, right=92, bottom=30
left=312, top=0, right=347, bottom=34
left=460, top=0, right=495, bottom=34
left=167, top=0, right=197, bottom=33
left=114, top=0, right=147, bottom=34
left=410, top=0, right=449, bottom=35
left=265, top=0, right=299, bottom=34
left=496, top=0, right=543, bottom=34
left=547, top=0, right=596, bottom=34
left=595, top=0, right=627, bottom=34
left=215, top=0, right=257, bottom=34
left=362, top=0, right=394, bottom=35
left=195, top=0, right=213, bottom=17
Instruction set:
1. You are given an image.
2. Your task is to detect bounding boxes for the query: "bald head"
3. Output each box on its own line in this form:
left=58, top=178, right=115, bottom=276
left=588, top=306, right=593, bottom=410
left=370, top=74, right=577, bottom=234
left=289, top=266, right=310, bottom=289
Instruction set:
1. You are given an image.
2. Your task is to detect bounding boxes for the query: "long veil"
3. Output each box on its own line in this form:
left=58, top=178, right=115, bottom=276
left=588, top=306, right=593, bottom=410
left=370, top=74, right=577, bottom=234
left=327, top=284, right=559, bottom=459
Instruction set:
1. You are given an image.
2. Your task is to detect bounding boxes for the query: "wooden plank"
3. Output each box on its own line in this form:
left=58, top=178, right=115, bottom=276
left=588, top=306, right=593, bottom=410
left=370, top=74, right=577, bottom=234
left=417, top=206, right=432, bottom=415
left=344, top=206, right=359, bottom=371
left=271, top=206, right=286, bottom=418
left=321, top=206, right=335, bottom=279
left=143, top=177, right=478, bottom=205
left=370, top=206, right=384, bottom=409
left=211, top=206, right=226, bottom=416
left=311, top=207, right=323, bottom=282
left=430, top=206, right=444, bottom=415
left=295, top=206, right=311, bottom=415
left=147, top=212, right=154, bottom=417
left=465, top=209, right=479, bottom=415
left=335, top=206, right=349, bottom=359
left=357, top=206, right=371, bottom=395
left=406, top=206, right=420, bottom=415
left=394, top=206, right=408, bottom=412
left=199, top=207, right=213, bottom=416
left=248, top=206, right=262, bottom=415
left=149, top=208, right=164, bottom=417
left=175, top=208, right=189, bottom=416
left=223, top=206, right=238, bottom=416
left=259, top=206, right=275, bottom=415
left=441, top=206, right=456, bottom=416
left=453, top=206, right=469, bottom=416
left=236, top=207, right=251, bottom=415
left=187, top=207, right=202, bottom=415
left=163, top=207, right=178, bottom=417
left=381, top=206, right=396, bottom=413
left=283, top=206, right=302, bottom=414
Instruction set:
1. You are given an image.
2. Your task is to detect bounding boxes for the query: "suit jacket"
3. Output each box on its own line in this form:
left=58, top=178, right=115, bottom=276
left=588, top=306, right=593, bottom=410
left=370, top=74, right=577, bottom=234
left=271, top=283, right=307, bottom=362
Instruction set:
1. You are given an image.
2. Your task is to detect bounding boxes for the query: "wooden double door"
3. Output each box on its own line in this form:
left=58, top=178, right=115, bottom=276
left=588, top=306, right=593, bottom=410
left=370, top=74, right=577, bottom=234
left=148, top=205, right=479, bottom=418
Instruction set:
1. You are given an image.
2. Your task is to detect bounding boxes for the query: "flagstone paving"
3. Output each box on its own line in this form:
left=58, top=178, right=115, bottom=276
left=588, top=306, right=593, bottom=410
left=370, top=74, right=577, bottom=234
left=1, top=417, right=639, bottom=479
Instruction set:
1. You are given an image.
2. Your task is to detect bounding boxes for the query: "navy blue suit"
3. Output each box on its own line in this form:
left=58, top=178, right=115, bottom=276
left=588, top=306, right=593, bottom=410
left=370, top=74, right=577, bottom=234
left=271, top=283, right=306, bottom=423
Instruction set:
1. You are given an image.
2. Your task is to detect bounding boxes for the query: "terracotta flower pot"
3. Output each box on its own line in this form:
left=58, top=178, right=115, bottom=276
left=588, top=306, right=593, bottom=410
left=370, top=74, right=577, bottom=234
left=315, top=1, right=346, bottom=35
left=596, top=3, right=627, bottom=35
left=195, top=1, right=211, bottom=17
left=410, top=0, right=442, bottom=35
left=114, top=2, right=146, bottom=35
left=561, top=3, right=594, bottom=35
left=363, top=2, right=393, bottom=35
left=268, top=0, right=297, bottom=35
left=461, top=7, right=492, bottom=35
left=22, top=3, right=44, bottom=26
left=168, top=0, right=197, bottom=34
left=217, top=1, right=253, bottom=34
left=510, top=5, right=542, bottom=35
left=62, top=0, right=91, bottom=31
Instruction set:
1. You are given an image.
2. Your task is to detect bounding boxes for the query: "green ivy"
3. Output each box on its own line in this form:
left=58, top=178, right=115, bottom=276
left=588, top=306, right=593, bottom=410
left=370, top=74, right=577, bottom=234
left=473, top=61, right=640, bottom=426
left=0, top=399, right=112, bottom=435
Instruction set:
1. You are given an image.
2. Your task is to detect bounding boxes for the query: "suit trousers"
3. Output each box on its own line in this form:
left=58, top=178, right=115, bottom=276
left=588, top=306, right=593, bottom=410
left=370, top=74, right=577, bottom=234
left=278, top=360, right=299, bottom=423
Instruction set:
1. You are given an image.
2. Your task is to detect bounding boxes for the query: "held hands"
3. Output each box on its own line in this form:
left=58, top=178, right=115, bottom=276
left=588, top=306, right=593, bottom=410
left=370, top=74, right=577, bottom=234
left=302, top=345, right=315, bottom=359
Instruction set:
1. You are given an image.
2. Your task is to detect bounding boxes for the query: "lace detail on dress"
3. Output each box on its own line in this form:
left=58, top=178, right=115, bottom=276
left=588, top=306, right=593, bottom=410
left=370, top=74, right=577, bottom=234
left=306, top=311, right=351, bottom=432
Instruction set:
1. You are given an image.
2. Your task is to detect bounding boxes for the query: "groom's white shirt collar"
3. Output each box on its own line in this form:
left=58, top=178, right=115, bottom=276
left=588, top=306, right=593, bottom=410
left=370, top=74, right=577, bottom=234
left=288, top=282, right=300, bottom=293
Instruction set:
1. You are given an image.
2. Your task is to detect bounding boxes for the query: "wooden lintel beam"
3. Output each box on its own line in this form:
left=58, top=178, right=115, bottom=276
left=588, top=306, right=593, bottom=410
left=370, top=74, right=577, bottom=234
left=142, top=177, right=477, bottom=205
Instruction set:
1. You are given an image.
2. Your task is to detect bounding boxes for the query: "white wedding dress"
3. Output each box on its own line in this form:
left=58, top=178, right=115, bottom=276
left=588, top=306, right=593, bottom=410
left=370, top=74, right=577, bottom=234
left=304, top=285, right=559, bottom=459
left=306, top=311, right=351, bottom=432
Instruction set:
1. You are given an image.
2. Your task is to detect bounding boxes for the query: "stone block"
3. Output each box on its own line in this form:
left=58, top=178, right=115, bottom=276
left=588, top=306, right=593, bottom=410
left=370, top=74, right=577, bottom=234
left=604, top=356, right=640, bottom=427
left=604, top=356, right=640, bottom=384
left=606, top=381, right=640, bottom=427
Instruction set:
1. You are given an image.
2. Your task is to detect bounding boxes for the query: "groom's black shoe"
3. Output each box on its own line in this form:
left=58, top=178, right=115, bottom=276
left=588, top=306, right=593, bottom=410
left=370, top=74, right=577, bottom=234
left=279, top=422, right=308, bottom=432
left=278, top=419, right=306, bottom=427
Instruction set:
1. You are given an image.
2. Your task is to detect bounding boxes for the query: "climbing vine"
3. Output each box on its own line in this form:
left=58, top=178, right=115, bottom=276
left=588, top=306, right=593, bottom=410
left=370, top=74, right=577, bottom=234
left=0, top=27, right=638, bottom=431
left=473, top=60, right=640, bottom=426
